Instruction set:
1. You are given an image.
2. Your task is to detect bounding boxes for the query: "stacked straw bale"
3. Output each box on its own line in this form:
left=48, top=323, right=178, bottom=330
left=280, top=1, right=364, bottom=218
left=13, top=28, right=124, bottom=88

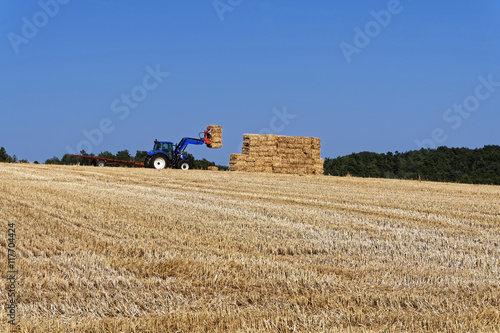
left=207, top=125, right=222, bottom=148
left=230, top=134, right=323, bottom=175
left=207, top=166, right=219, bottom=171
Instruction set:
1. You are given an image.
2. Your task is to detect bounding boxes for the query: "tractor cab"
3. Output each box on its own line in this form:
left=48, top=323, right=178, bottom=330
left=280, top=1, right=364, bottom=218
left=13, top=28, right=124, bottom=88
left=151, top=140, right=173, bottom=160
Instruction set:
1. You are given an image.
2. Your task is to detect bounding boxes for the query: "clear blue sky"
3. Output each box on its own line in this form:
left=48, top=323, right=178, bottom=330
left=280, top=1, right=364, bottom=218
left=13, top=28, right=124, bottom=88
left=1, top=0, right=499, bottom=165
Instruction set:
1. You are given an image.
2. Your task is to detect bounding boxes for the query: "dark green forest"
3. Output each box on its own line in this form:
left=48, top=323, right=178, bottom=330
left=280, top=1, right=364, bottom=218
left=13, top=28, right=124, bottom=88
left=324, top=145, right=500, bottom=185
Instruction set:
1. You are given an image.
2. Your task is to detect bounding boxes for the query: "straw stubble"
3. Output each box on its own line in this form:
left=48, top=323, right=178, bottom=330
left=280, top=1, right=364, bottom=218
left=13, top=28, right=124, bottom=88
left=1, top=163, right=498, bottom=332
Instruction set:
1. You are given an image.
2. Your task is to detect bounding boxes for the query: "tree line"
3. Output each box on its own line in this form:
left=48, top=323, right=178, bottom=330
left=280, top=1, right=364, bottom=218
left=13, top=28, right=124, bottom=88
left=324, top=145, right=500, bottom=185
left=3, top=145, right=499, bottom=184
left=0, top=147, right=32, bottom=163
left=1, top=147, right=227, bottom=170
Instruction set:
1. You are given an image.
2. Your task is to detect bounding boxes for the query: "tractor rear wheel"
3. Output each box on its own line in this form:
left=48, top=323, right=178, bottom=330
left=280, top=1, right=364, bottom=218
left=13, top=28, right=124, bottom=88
left=177, top=160, right=190, bottom=170
left=152, top=155, right=167, bottom=169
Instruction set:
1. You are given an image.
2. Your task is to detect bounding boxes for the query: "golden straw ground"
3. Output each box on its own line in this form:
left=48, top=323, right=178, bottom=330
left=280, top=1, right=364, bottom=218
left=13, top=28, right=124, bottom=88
left=0, top=163, right=499, bottom=332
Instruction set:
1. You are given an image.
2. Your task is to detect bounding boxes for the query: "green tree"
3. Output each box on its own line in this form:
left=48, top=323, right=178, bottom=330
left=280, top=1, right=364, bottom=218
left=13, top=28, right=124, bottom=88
left=134, top=150, right=148, bottom=164
left=61, top=154, right=79, bottom=165
left=185, top=153, right=216, bottom=170
left=98, top=151, right=116, bottom=159
left=0, top=147, right=12, bottom=163
left=115, top=150, right=131, bottom=161
left=77, top=150, right=94, bottom=165
left=45, top=156, right=61, bottom=164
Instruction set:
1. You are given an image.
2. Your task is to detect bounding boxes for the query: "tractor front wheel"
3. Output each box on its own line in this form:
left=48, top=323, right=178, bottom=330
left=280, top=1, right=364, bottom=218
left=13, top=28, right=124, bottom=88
left=177, top=160, right=190, bottom=170
left=152, top=155, right=167, bottom=169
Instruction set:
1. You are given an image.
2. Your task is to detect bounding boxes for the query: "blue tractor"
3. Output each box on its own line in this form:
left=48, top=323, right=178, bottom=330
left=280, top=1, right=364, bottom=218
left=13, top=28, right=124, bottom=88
left=143, top=137, right=208, bottom=170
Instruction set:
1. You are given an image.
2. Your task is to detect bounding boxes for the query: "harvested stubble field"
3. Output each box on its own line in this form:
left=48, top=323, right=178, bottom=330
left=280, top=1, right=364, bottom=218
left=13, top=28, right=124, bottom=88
left=1, top=164, right=499, bottom=332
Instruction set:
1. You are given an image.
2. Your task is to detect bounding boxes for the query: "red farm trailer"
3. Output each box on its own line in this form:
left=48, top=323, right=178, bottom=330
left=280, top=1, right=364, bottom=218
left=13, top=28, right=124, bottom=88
left=70, top=155, right=144, bottom=167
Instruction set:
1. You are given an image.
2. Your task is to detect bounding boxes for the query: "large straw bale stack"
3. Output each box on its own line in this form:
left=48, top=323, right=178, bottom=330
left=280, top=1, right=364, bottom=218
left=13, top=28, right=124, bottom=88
left=208, top=166, right=219, bottom=171
left=229, top=134, right=323, bottom=175
left=207, top=125, right=222, bottom=148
